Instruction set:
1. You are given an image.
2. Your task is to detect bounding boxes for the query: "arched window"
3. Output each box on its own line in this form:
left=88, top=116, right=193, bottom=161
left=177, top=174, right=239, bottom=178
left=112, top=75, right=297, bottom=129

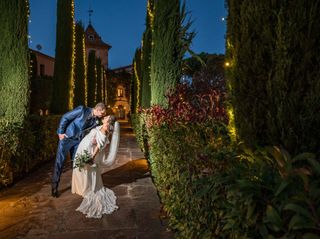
left=88, top=34, right=95, bottom=41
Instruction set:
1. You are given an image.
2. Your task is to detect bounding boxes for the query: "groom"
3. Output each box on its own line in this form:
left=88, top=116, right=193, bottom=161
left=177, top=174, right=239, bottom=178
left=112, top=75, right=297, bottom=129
left=51, top=102, right=106, bottom=197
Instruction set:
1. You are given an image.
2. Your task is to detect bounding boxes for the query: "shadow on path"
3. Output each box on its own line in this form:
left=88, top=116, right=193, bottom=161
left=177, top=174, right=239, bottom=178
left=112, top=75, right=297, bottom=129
left=102, top=159, right=150, bottom=188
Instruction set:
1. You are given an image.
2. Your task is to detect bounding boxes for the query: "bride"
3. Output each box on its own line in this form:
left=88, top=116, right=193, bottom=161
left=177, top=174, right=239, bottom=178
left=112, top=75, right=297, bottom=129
left=72, top=115, right=120, bottom=218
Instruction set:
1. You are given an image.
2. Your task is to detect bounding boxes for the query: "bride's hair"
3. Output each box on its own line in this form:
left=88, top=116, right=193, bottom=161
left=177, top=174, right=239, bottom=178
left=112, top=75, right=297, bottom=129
left=107, top=115, right=116, bottom=132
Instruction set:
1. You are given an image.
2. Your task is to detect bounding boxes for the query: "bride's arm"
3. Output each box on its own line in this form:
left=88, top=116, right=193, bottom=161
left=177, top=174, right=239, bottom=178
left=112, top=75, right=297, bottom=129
left=91, top=132, right=108, bottom=161
left=92, top=145, right=100, bottom=161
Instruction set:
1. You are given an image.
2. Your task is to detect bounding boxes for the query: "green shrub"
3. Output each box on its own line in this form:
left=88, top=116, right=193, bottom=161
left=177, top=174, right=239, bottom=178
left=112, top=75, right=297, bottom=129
left=0, top=115, right=59, bottom=188
left=131, top=113, right=149, bottom=158
left=224, top=145, right=320, bottom=238
left=144, top=115, right=320, bottom=238
left=148, top=121, right=233, bottom=238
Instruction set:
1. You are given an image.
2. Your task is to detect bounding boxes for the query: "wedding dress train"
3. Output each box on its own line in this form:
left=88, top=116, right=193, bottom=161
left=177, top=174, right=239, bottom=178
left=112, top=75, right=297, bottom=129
left=71, top=122, right=120, bottom=218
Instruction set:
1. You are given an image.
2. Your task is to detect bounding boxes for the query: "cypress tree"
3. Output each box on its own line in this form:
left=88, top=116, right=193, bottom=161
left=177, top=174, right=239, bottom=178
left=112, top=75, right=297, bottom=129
left=0, top=0, right=30, bottom=123
left=73, top=21, right=87, bottom=106
left=95, top=58, right=103, bottom=103
left=270, top=1, right=320, bottom=153
left=51, top=0, right=75, bottom=113
left=226, top=0, right=320, bottom=153
left=150, top=0, right=192, bottom=107
left=226, top=0, right=272, bottom=145
left=105, top=70, right=117, bottom=108
left=140, top=0, right=153, bottom=108
left=87, top=50, right=96, bottom=107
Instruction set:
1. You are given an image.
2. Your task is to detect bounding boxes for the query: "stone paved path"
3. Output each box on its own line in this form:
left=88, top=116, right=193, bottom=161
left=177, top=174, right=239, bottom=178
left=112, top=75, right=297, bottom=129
left=0, top=121, right=174, bottom=239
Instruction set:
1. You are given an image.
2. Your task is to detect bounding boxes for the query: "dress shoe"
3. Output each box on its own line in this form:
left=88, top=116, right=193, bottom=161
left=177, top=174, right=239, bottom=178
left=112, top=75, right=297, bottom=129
left=51, top=187, right=59, bottom=198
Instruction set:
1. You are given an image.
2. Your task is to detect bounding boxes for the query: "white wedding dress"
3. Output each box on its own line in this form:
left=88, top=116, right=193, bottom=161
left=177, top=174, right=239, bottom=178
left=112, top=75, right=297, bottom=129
left=72, top=122, right=120, bottom=218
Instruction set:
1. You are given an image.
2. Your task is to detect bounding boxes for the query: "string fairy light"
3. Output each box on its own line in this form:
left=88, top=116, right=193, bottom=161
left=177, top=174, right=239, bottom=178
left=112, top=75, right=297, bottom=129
left=94, top=65, right=98, bottom=103
left=134, top=60, right=140, bottom=112
left=82, top=31, right=88, bottom=106
left=68, top=0, right=76, bottom=110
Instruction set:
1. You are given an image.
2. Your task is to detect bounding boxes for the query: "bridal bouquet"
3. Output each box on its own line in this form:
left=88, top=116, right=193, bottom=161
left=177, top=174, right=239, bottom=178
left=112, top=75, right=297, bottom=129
left=73, top=150, right=94, bottom=171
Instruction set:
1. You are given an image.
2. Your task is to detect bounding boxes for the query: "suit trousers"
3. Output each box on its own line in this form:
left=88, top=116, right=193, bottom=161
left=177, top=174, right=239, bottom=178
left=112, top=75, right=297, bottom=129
left=52, top=138, right=79, bottom=188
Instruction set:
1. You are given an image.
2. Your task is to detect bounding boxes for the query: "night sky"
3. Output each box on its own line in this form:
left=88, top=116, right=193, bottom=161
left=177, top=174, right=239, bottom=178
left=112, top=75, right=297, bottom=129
left=29, top=0, right=227, bottom=69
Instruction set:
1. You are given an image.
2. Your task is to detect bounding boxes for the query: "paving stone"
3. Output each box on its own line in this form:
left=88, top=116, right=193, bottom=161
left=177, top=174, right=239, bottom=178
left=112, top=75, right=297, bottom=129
left=99, top=229, right=138, bottom=239
left=64, top=209, right=103, bottom=231
left=101, top=208, right=137, bottom=230
left=137, top=230, right=173, bottom=239
left=115, top=198, right=136, bottom=210
left=112, top=185, right=129, bottom=197
left=49, top=230, right=99, bottom=239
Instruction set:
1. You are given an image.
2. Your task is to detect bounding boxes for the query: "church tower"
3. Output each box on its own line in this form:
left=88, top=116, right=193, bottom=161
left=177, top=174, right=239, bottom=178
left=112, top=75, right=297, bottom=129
left=84, top=24, right=111, bottom=69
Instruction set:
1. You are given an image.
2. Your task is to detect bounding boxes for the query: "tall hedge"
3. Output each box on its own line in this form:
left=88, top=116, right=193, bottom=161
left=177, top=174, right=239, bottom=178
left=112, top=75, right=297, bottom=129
left=51, top=0, right=75, bottom=113
left=0, top=0, right=30, bottom=124
left=226, top=0, right=320, bottom=154
left=73, top=21, right=87, bottom=106
left=95, top=58, right=103, bottom=103
left=140, top=0, right=153, bottom=108
left=87, top=50, right=96, bottom=107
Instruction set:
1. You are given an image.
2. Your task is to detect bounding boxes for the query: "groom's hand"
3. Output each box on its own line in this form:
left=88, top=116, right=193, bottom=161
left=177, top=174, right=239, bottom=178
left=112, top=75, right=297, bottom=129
left=58, top=134, right=68, bottom=140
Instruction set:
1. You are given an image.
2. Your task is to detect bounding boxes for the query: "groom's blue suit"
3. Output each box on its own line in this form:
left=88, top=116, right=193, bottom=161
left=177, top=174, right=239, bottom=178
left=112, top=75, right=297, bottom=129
left=52, top=105, right=98, bottom=191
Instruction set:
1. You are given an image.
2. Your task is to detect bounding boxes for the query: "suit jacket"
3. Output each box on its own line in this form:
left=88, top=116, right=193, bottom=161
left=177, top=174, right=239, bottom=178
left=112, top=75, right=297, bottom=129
left=57, top=106, right=98, bottom=140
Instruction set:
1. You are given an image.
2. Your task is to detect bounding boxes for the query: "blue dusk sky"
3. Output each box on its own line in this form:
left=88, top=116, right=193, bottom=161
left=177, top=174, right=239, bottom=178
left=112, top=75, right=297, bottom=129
left=29, top=0, right=227, bottom=69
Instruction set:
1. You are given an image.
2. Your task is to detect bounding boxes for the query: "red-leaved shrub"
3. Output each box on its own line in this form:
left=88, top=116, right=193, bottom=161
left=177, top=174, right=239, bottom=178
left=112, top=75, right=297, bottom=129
left=142, top=83, right=228, bottom=128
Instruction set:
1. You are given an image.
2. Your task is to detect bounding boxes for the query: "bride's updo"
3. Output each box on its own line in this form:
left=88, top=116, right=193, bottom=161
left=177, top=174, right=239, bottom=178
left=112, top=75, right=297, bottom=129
left=106, top=115, right=116, bottom=132
left=102, top=115, right=116, bottom=133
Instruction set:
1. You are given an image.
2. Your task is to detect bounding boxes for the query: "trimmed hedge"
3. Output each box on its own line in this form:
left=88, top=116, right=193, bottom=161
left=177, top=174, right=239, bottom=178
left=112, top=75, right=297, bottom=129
left=131, top=113, right=149, bottom=158
left=0, top=0, right=30, bottom=124
left=0, top=115, right=60, bottom=188
left=226, top=0, right=320, bottom=154
left=136, top=118, right=320, bottom=238
left=147, top=121, right=233, bottom=238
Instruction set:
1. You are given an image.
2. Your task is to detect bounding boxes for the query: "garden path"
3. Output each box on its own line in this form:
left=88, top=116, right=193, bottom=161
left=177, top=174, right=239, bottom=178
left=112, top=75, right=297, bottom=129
left=0, top=121, right=173, bottom=239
